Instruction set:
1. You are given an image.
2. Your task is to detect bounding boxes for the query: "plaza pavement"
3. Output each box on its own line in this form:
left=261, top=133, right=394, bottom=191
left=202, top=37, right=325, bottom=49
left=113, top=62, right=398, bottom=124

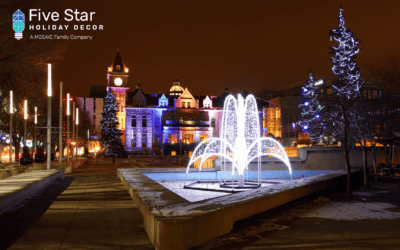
left=1, top=158, right=400, bottom=250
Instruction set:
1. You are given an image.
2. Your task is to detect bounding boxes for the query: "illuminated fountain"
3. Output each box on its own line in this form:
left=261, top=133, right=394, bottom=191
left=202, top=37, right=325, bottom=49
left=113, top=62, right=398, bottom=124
left=184, top=94, right=292, bottom=191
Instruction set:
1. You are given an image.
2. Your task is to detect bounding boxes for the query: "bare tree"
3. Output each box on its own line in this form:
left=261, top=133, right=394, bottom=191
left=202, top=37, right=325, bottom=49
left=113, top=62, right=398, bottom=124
left=0, top=0, right=66, bottom=159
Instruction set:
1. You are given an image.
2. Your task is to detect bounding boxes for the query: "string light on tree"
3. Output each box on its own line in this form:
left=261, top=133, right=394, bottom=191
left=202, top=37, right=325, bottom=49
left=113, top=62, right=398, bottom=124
left=329, top=7, right=362, bottom=95
left=100, top=88, right=123, bottom=162
left=298, top=71, right=324, bottom=141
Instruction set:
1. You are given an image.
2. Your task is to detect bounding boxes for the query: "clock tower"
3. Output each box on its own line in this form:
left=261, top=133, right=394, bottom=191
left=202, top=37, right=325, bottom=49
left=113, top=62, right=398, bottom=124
left=107, top=49, right=129, bottom=147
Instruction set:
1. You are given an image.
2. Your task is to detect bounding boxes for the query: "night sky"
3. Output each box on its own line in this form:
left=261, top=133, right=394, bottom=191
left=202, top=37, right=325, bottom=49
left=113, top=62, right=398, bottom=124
left=39, top=0, right=400, bottom=98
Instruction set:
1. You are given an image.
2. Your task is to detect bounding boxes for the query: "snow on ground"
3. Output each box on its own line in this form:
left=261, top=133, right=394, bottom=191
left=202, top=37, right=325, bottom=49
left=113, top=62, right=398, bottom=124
left=304, top=200, right=400, bottom=220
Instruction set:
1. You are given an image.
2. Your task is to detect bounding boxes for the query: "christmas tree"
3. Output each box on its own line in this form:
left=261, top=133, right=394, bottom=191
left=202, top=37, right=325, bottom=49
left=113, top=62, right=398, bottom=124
left=329, top=7, right=362, bottom=97
left=299, top=71, right=323, bottom=141
left=101, top=88, right=123, bottom=160
left=325, top=7, right=363, bottom=198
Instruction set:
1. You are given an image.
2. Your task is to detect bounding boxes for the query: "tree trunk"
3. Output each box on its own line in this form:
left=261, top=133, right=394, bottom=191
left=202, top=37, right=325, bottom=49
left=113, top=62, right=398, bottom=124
left=371, top=146, right=379, bottom=181
left=344, top=145, right=353, bottom=199
left=13, top=135, right=21, bottom=161
left=362, top=147, right=370, bottom=188
left=343, top=112, right=353, bottom=199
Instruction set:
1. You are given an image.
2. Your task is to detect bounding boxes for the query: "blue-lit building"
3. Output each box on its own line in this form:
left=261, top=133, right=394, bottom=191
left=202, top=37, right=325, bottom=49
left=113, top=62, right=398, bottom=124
left=79, top=50, right=263, bottom=155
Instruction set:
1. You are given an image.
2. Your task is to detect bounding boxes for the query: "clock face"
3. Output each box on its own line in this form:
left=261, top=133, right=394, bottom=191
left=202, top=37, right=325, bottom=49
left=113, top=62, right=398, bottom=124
left=114, top=77, right=123, bottom=86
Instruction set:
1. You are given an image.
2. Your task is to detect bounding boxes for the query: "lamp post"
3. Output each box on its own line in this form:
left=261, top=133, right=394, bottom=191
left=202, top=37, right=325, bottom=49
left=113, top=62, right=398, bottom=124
left=59, top=81, right=63, bottom=167
left=9, top=91, right=13, bottom=162
left=24, top=100, right=27, bottom=147
left=47, top=63, right=52, bottom=170
left=66, top=93, right=70, bottom=163
left=76, top=107, right=79, bottom=157
left=34, top=106, right=37, bottom=157
left=87, top=129, right=89, bottom=157
left=72, top=102, right=75, bottom=161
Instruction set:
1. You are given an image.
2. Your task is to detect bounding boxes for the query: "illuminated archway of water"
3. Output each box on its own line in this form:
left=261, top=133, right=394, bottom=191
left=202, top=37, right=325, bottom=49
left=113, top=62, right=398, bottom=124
left=185, top=94, right=292, bottom=190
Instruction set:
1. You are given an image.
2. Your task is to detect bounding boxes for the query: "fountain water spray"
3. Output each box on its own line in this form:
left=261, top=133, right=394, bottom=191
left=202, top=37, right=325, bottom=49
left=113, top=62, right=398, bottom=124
left=184, top=94, right=292, bottom=190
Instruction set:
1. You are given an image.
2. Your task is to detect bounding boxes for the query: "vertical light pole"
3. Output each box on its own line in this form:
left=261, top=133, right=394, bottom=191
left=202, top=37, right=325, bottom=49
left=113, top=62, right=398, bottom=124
left=76, top=108, right=79, bottom=157
left=9, top=91, right=13, bottom=162
left=66, top=93, right=70, bottom=163
left=24, top=100, right=27, bottom=147
left=34, top=106, right=37, bottom=157
left=72, top=102, right=75, bottom=161
left=59, top=81, right=63, bottom=167
left=87, top=129, right=89, bottom=157
left=47, top=64, right=52, bottom=170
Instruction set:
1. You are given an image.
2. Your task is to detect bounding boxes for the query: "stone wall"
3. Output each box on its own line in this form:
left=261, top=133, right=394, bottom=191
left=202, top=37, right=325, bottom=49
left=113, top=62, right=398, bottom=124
left=212, top=146, right=398, bottom=171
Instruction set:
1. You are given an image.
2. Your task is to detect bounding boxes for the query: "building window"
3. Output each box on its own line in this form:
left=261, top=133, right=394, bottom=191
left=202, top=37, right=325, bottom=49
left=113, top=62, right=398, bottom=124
left=140, top=100, right=144, bottom=106
left=142, top=116, right=147, bottom=127
left=132, top=134, right=136, bottom=147
left=93, top=114, right=96, bottom=121
left=171, top=151, right=176, bottom=156
left=132, top=116, right=136, bottom=127
left=168, top=134, right=177, bottom=143
left=142, top=133, right=147, bottom=147
left=135, top=100, right=139, bottom=106
left=179, top=116, right=184, bottom=123
left=184, top=134, right=193, bottom=143
left=182, top=102, right=186, bottom=108
left=211, top=118, right=215, bottom=128
left=200, top=134, right=208, bottom=141
left=200, top=116, right=204, bottom=121
left=167, top=116, right=171, bottom=120
left=188, top=102, right=191, bottom=108
left=189, top=116, right=193, bottom=121
left=116, top=65, right=120, bottom=70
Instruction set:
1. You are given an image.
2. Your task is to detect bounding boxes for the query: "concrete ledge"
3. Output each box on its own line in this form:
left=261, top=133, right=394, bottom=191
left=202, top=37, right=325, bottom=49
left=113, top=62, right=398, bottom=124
left=0, top=170, right=64, bottom=216
left=118, top=167, right=363, bottom=250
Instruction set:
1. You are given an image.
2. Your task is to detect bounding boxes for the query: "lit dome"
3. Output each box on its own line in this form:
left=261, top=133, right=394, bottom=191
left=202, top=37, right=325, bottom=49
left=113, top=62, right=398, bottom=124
left=169, top=78, right=184, bottom=96
left=169, top=85, right=184, bottom=93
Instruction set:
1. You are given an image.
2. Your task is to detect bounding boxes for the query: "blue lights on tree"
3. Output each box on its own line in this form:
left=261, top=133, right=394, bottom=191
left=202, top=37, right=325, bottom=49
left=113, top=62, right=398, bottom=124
left=299, top=71, right=323, bottom=139
left=101, top=88, right=123, bottom=159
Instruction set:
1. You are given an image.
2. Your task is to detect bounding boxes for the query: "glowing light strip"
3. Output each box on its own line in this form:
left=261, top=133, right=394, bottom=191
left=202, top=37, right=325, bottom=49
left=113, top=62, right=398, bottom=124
left=10, top=91, right=13, bottom=113
left=76, top=108, right=79, bottom=125
left=24, top=100, right=27, bottom=119
left=48, top=64, right=52, bottom=96
left=67, top=93, right=70, bottom=115
left=314, top=79, right=323, bottom=86
left=35, top=107, right=37, bottom=124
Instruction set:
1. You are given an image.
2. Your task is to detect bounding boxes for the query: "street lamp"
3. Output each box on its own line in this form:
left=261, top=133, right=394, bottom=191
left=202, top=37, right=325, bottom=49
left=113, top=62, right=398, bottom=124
left=66, top=93, right=70, bottom=162
left=76, top=107, right=79, bottom=157
left=34, top=106, right=37, bottom=156
left=24, top=99, right=27, bottom=147
left=47, top=63, right=52, bottom=170
left=59, top=81, right=63, bottom=167
left=9, top=91, right=13, bottom=162
left=72, top=102, right=75, bottom=161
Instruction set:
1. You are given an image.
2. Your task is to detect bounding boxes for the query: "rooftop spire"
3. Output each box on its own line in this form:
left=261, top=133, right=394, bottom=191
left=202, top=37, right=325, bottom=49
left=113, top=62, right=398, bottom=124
left=111, top=50, right=125, bottom=73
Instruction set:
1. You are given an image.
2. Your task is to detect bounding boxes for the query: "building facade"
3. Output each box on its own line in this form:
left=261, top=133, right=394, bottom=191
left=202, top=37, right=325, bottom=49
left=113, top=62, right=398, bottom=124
left=77, top=50, right=263, bottom=155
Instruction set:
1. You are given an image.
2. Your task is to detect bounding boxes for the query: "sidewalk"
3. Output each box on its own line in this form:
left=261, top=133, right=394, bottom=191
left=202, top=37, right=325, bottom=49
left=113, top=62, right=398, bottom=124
left=2, top=162, right=154, bottom=250
left=2, top=159, right=400, bottom=250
